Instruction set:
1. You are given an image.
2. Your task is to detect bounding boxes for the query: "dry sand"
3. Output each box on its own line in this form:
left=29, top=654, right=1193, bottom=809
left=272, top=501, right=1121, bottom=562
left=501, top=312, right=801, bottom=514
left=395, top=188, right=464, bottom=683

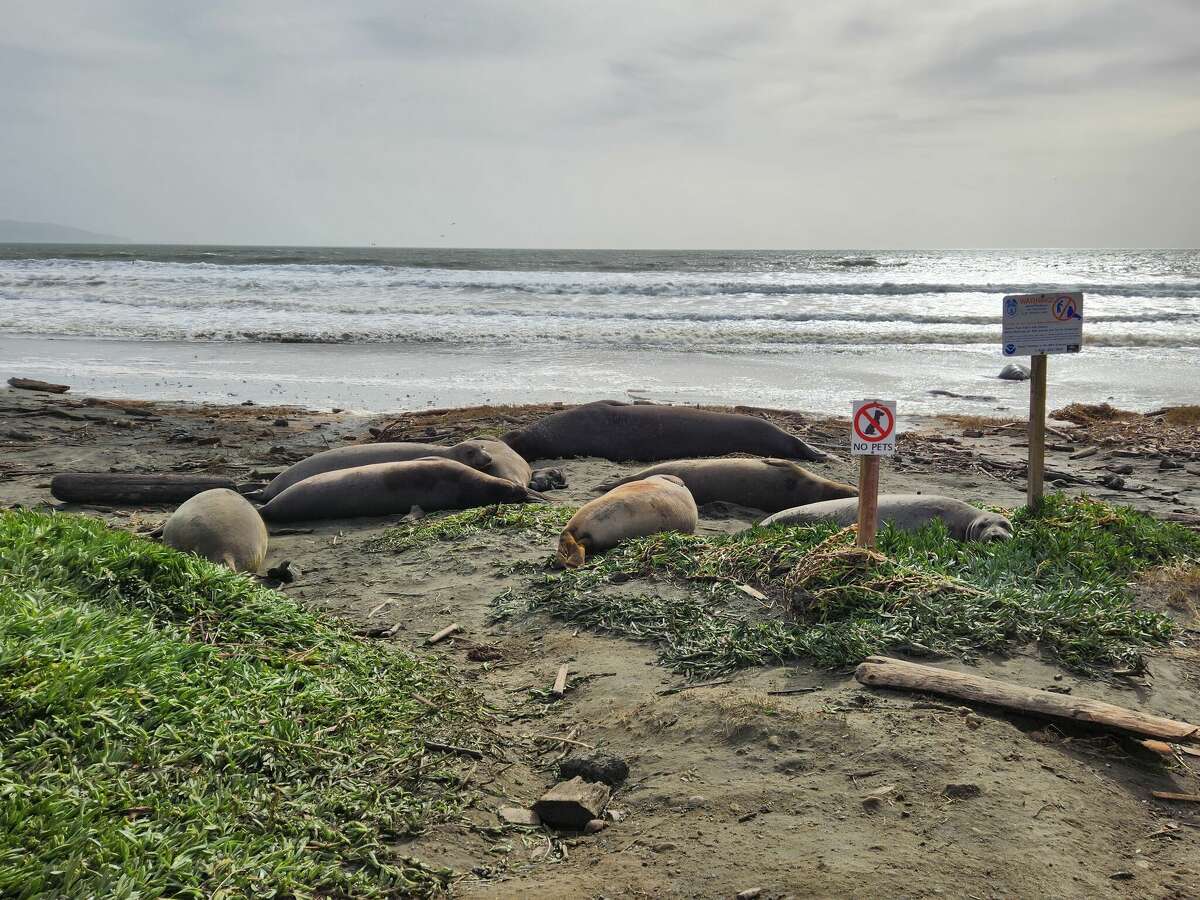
left=2, top=387, right=1199, bottom=898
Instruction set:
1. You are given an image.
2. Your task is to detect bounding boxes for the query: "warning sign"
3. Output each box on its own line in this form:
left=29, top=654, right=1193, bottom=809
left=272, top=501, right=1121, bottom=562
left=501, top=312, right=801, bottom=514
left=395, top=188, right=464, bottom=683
left=1001, top=292, right=1083, bottom=357
left=852, top=399, right=896, bottom=456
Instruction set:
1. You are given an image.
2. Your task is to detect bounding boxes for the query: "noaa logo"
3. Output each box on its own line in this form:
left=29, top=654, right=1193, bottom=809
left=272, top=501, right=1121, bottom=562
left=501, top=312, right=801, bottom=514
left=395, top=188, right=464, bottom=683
left=1004, top=298, right=1019, bottom=318
left=1004, top=343, right=1017, bottom=355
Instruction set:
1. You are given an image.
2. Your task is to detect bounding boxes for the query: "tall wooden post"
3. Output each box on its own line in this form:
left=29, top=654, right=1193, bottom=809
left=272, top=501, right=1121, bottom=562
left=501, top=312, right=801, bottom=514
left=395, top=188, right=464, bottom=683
left=1027, top=353, right=1048, bottom=509
left=856, top=456, right=881, bottom=548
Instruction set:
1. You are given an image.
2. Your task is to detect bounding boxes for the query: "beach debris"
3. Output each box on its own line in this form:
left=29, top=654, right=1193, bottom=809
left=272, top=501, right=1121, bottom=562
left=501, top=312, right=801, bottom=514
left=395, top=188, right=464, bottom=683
left=854, top=656, right=1200, bottom=743
left=998, top=364, right=1030, bottom=381
left=426, top=622, right=462, bottom=645
left=497, top=806, right=541, bottom=827
left=1152, top=792, right=1200, bottom=803
left=552, top=663, right=570, bottom=697
left=467, top=644, right=503, bottom=662
left=532, top=777, right=611, bottom=829
left=559, top=752, right=629, bottom=787
left=1069, top=446, right=1099, bottom=460
left=8, top=377, right=70, bottom=393
left=265, top=560, right=300, bottom=584
left=50, top=473, right=239, bottom=506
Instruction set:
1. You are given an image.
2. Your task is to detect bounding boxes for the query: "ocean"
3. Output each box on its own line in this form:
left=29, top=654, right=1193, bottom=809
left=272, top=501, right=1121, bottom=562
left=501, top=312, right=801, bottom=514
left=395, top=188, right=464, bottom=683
left=2, top=245, right=1197, bottom=418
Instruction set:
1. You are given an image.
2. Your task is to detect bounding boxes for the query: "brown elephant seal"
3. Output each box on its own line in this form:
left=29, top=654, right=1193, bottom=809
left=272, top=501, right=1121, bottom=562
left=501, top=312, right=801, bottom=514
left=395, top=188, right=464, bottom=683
left=469, top=439, right=533, bottom=487
left=557, top=474, right=698, bottom=568
left=595, top=459, right=856, bottom=513
left=259, top=440, right=494, bottom=501
left=259, top=458, right=540, bottom=522
left=503, top=400, right=827, bottom=463
left=162, top=488, right=269, bottom=572
left=759, top=494, right=1013, bottom=542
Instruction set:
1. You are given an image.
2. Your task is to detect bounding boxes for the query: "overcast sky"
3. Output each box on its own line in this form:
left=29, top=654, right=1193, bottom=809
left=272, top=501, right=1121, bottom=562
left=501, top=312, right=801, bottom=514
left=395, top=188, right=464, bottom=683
left=2, top=0, right=1198, bottom=248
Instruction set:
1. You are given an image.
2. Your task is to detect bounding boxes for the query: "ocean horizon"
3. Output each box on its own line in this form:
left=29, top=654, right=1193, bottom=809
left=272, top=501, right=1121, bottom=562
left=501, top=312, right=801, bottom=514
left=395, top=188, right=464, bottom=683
left=3, top=244, right=1197, bottom=417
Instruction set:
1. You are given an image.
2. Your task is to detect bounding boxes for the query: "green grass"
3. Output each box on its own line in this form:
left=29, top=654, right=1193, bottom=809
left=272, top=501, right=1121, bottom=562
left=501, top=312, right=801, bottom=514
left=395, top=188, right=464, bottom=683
left=494, top=496, right=1200, bottom=676
left=363, top=504, right=576, bottom=554
left=0, top=510, right=490, bottom=899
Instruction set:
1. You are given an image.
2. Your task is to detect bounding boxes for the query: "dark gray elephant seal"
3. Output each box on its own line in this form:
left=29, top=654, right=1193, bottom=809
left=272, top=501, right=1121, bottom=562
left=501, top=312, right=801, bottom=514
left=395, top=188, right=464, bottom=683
left=558, top=474, right=698, bottom=567
left=259, top=458, right=538, bottom=522
left=594, top=459, right=856, bottom=513
left=259, top=440, right=494, bottom=501
left=502, top=400, right=826, bottom=462
left=759, top=494, right=1013, bottom=542
left=163, top=488, right=269, bottom=572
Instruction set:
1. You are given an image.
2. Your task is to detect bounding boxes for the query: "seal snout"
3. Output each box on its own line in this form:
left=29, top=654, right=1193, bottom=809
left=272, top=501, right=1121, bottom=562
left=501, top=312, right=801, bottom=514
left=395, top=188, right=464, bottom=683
left=557, top=531, right=587, bottom=568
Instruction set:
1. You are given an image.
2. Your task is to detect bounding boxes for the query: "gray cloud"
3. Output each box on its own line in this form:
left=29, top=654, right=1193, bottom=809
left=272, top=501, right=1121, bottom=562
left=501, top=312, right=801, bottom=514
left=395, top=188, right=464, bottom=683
left=1, top=0, right=1196, bottom=247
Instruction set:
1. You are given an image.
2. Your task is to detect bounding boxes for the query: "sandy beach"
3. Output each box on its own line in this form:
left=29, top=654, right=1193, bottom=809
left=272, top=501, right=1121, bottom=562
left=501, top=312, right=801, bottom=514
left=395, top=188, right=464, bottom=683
left=3, top=384, right=1198, bottom=897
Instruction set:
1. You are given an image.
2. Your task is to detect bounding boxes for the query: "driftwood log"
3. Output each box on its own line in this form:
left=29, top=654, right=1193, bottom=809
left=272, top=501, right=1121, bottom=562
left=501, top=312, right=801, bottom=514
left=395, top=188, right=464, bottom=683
left=7, top=377, right=70, bottom=394
left=51, top=473, right=239, bottom=506
left=855, top=656, right=1199, bottom=743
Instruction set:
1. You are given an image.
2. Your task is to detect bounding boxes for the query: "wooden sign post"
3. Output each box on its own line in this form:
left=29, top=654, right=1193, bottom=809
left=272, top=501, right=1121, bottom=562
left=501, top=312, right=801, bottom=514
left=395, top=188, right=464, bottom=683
left=1001, top=292, right=1083, bottom=510
left=851, top=399, right=897, bottom=548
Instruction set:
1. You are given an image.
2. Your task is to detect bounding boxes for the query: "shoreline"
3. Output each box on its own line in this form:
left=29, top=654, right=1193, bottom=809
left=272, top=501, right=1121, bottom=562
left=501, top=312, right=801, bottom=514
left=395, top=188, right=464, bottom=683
left=6, top=333, right=1200, bottom=420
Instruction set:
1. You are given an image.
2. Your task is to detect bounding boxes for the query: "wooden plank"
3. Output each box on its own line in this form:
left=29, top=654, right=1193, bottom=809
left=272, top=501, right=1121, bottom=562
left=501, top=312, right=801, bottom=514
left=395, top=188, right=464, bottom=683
left=1027, top=354, right=1048, bottom=509
left=552, top=663, right=570, bottom=697
left=854, top=656, right=1199, bottom=743
left=426, top=622, right=462, bottom=645
left=856, top=456, right=880, bottom=549
left=50, top=473, right=238, bottom=505
left=1151, top=791, right=1200, bottom=803
left=8, top=377, right=70, bottom=394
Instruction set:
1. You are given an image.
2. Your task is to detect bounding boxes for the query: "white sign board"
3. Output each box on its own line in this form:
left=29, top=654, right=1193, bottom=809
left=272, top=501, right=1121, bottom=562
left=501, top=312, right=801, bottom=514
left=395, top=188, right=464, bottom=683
left=851, top=399, right=897, bottom=456
left=1001, top=292, right=1083, bottom=357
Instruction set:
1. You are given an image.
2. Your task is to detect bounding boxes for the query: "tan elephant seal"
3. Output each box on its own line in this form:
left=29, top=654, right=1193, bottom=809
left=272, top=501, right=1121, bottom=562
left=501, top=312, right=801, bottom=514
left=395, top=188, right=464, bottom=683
left=503, top=400, right=827, bottom=462
left=258, top=440, right=494, bottom=501
left=557, top=474, right=698, bottom=568
left=759, top=494, right=1014, bottom=542
left=467, top=439, right=532, bottom=487
left=162, top=488, right=269, bottom=572
left=595, top=458, right=856, bottom=513
left=259, top=458, right=541, bottom=523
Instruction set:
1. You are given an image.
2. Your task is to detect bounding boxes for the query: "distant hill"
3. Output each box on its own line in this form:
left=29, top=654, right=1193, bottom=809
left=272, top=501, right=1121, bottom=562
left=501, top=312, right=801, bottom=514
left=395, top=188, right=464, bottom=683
left=0, top=219, right=126, bottom=243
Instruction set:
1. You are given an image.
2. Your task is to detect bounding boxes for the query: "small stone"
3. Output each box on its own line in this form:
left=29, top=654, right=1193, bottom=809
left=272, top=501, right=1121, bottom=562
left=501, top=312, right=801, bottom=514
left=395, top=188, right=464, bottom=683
left=652, top=842, right=677, bottom=853
left=1109, top=464, right=1134, bottom=475
left=583, top=818, right=608, bottom=834
left=532, top=777, right=610, bottom=829
left=685, top=795, right=706, bottom=809
left=1159, top=458, right=1183, bottom=471
left=559, top=752, right=629, bottom=787
left=273, top=418, right=289, bottom=427
left=497, top=806, right=540, bottom=827
left=943, top=783, right=982, bottom=800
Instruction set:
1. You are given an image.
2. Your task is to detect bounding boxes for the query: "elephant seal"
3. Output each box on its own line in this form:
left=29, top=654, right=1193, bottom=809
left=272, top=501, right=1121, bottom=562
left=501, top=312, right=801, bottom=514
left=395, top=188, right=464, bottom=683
left=557, top=474, right=698, bottom=568
left=503, top=401, right=826, bottom=463
left=759, top=494, right=1013, bottom=542
left=594, top=459, right=856, bottom=513
left=469, top=439, right=533, bottom=487
left=162, top=488, right=269, bottom=572
left=259, top=458, right=540, bottom=523
left=259, top=441, right=494, bottom=501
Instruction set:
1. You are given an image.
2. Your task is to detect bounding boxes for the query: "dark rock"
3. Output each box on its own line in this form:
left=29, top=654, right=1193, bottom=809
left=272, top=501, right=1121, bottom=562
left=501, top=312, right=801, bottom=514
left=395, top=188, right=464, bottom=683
left=559, top=752, right=629, bottom=787
left=532, top=777, right=611, bottom=829
left=1098, top=474, right=1126, bottom=490
left=1109, top=464, right=1134, bottom=475
left=1158, top=459, right=1183, bottom=471
left=273, top=418, right=289, bottom=427
left=999, top=363, right=1030, bottom=381
left=942, top=783, right=982, bottom=800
